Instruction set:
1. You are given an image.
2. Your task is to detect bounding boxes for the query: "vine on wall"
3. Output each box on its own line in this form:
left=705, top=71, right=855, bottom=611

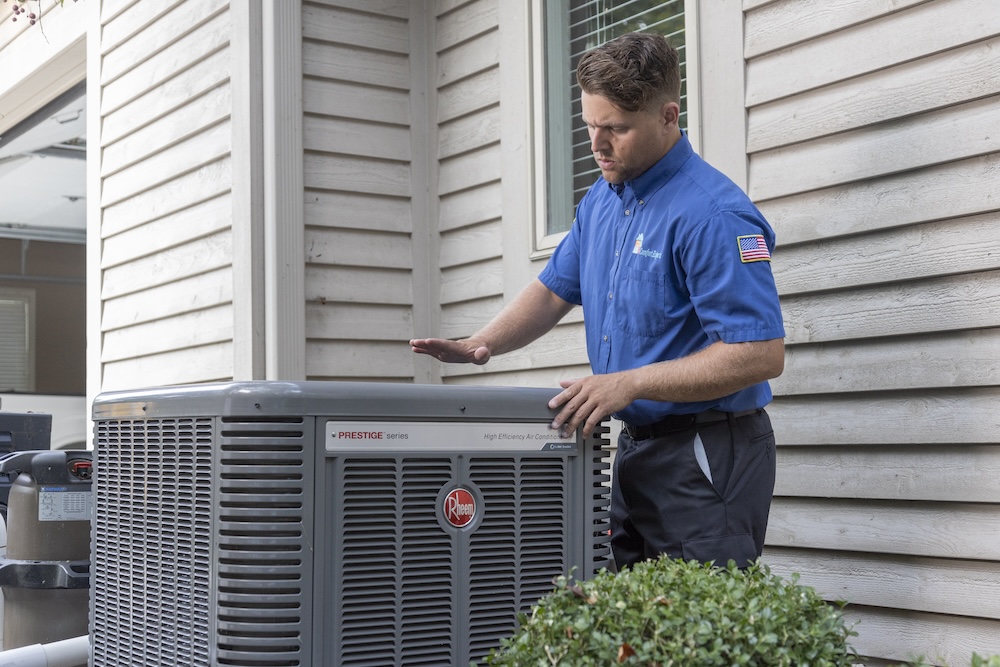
left=2, top=0, right=77, bottom=26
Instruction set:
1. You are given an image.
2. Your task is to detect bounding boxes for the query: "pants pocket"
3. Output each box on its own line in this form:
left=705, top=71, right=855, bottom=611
left=681, top=533, right=757, bottom=568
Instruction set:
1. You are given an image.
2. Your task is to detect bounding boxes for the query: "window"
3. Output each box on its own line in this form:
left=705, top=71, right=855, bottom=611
left=538, top=0, right=687, bottom=248
left=0, top=288, right=35, bottom=392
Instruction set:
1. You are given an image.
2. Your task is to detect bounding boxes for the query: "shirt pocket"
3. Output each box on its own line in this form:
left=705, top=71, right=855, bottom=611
left=615, top=267, right=667, bottom=338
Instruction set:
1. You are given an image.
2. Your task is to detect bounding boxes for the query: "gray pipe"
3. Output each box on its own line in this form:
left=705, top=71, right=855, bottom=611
left=0, top=635, right=89, bottom=667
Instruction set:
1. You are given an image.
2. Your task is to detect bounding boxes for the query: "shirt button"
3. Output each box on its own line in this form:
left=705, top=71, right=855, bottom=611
left=603, top=335, right=608, bottom=342
left=638, top=199, right=645, bottom=205
left=624, top=209, right=631, bottom=215
left=608, top=292, right=613, bottom=299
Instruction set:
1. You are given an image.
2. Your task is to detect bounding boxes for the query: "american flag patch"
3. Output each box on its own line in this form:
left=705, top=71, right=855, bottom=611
left=737, top=234, right=771, bottom=263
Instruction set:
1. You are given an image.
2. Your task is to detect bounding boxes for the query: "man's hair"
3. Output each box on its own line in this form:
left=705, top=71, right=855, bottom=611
left=576, top=32, right=680, bottom=113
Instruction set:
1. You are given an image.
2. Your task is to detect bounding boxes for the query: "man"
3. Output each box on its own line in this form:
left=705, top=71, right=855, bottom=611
left=410, top=33, right=785, bottom=569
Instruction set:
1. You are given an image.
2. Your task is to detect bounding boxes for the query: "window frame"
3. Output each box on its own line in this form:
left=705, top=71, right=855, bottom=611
left=0, top=287, right=36, bottom=392
left=530, top=0, right=701, bottom=257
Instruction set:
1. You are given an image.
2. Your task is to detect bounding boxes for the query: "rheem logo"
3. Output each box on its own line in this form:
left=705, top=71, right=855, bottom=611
left=443, top=488, right=476, bottom=528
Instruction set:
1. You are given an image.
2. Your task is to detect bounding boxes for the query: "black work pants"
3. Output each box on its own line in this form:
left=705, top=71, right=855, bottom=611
left=610, top=409, right=776, bottom=569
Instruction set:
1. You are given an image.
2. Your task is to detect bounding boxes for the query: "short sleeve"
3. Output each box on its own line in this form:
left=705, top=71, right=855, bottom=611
left=678, top=209, right=785, bottom=344
left=538, top=214, right=585, bottom=307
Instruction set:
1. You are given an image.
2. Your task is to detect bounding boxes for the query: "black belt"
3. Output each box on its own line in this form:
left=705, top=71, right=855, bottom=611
left=622, top=408, right=760, bottom=441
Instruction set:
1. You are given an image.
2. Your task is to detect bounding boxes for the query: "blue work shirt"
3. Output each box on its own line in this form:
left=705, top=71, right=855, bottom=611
left=538, top=133, right=786, bottom=426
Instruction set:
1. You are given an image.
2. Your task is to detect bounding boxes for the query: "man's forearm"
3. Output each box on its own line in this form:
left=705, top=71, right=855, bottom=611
left=622, top=338, right=785, bottom=405
left=469, top=280, right=574, bottom=356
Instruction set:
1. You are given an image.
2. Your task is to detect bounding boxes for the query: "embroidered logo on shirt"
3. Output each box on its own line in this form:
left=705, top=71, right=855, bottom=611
left=632, top=233, right=663, bottom=260
left=737, top=234, right=771, bottom=263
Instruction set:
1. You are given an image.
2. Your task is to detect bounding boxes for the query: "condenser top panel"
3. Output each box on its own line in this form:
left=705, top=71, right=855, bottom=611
left=92, top=381, right=563, bottom=423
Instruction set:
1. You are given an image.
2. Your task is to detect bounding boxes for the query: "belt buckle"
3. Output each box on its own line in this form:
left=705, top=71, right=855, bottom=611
left=624, top=422, right=644, bottom=440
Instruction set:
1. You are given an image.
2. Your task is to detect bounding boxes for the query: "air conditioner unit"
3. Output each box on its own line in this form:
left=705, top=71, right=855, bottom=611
left=90, top=381, right=612, bottom=667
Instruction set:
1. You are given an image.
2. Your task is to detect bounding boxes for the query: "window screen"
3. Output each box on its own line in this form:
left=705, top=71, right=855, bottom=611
left=0, top=290, right=34, bottom=392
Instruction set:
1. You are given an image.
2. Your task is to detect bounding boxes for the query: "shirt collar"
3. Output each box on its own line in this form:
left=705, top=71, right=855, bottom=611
left=607, top=131, right=693, bottom=201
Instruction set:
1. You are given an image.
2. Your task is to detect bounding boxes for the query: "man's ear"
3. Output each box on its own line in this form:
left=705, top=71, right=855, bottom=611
left=661, top=101, right=681, bottom=128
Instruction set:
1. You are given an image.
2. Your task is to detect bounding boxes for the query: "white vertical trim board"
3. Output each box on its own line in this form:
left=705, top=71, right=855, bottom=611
left=262, top=0, right=305, bottom=380
left=408, top=0, right=439, bottom=385
left=682, top=0, right=701, bottom=155
left=688, top=0, right=747, bottom=189
left=86, top=0, right=102, bottom=410
left=230, top=0, right=266, bottom=380
left=498, top=0, right=535, bottom=298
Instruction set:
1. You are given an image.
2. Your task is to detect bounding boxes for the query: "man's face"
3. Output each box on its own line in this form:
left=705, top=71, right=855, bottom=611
left=581, top=90, right=678, bottom=184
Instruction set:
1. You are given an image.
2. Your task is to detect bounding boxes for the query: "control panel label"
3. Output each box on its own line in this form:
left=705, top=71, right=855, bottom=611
left=325, top=421, right=575, bottom=452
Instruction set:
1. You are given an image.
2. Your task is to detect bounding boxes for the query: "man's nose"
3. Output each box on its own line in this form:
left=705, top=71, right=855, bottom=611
left=590, top=128, right=609, bottom=152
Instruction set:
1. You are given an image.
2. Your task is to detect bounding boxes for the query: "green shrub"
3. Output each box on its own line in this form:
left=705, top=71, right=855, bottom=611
left=485, top=556, right=857, bottom=666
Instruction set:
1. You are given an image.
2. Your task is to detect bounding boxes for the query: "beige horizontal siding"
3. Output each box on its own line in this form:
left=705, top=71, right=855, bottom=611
left=101, top=156, right=232, bottom=237
left=775, top=445, right=1000, bottom=502
left=775, top=212, right=1000, bottom=295
left=101, top=341, right=234, bottom=389
left=753, top=36, right=1000, bottom=154
left=302, top=1, right=408, bottom=53
left=305, top=266, right=413, bottom=306
left=300, top=1, right=421, bottom=382
left=745, top=0, right=1000, bottom=107
left=439, top=181, right=502, bottom=231
left=765, top=548, right=1000, bottom=619
left=94, top=0, right=239, bottom=391
left=746, top=0, right=1000, bottom=663
left=769, top=390, right=1000, bottom=445
left=775, top=329, right=1000, bottom=396
left=744, top=0, right=929, bottom=58
left=102, top=83, right=232, bottom=177
left=436, top=0, right=498, bottom=51
left=305, top=303, right=415, bottom=340
left=845, top=607, right=1000, bottom=667
left=751, top=95, right=1000, bottom=202
left=101, top=267, right=232, bottom=332
left=305, top=192, right=412, bottom=234
left=101, top=195, right=231, bottom=268
left=101, top=305, right=234, bottom=363
left=101, top=230, right=233, bottom=300
left=759, top=151, right=1000, bottom=246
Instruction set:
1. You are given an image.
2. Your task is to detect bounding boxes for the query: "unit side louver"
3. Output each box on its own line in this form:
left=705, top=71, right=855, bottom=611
left=215, top=416, right=311, bottom=667
left=589, top=424, right=614, bottom=567
left=92, top=417, right=213, bottom=667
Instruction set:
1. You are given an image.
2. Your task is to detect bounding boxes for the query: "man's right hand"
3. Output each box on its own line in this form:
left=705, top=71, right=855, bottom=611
left=410, top=338, right=492, bottom=365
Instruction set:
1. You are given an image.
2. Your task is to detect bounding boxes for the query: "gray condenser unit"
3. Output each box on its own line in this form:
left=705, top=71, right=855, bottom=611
left=90, top=381, right=613, bottom=666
